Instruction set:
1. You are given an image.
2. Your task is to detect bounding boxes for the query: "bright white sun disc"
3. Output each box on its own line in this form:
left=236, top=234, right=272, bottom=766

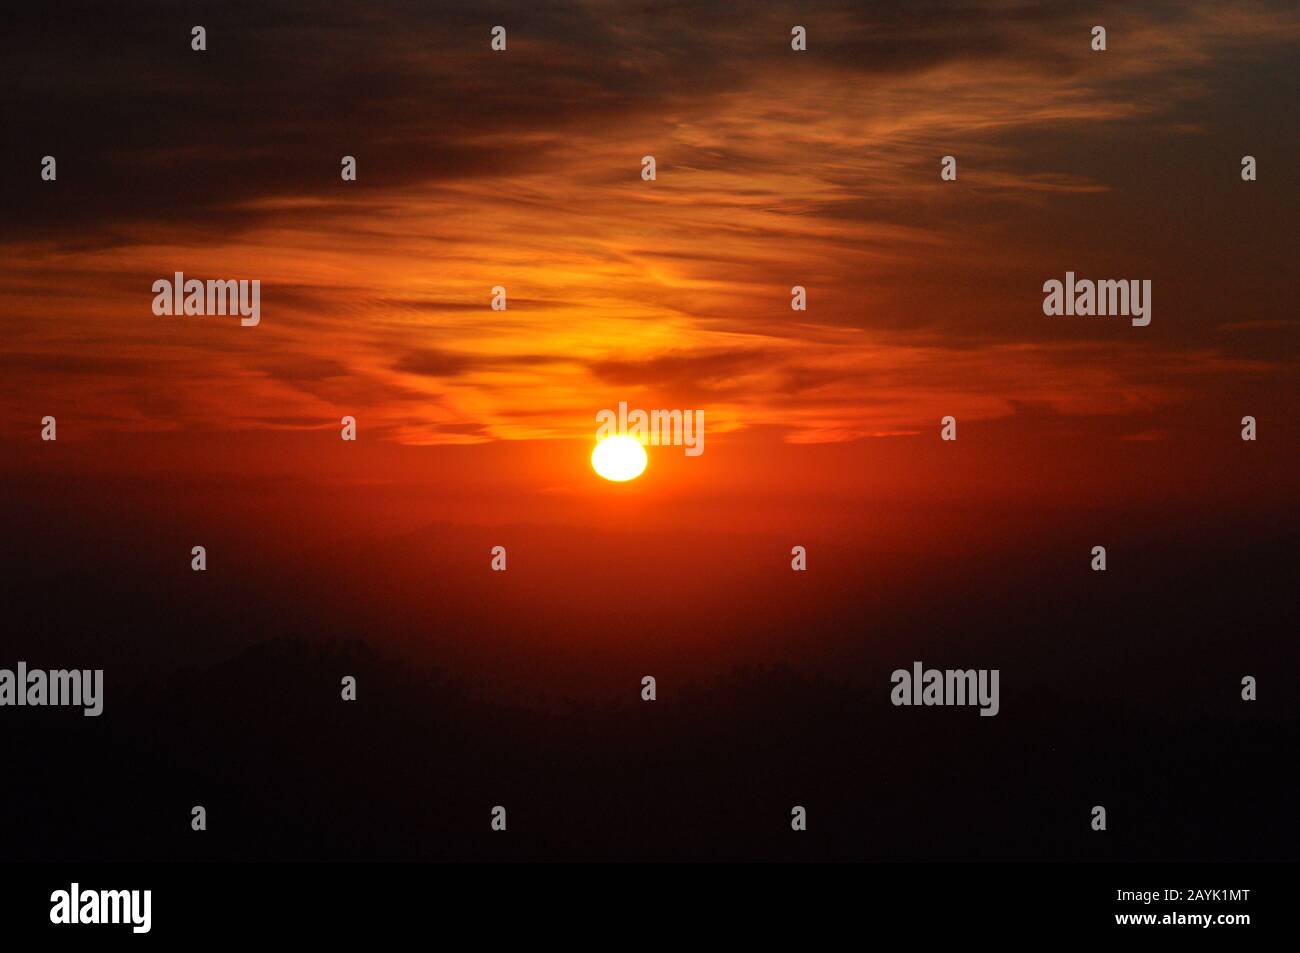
left=591, top=435, right=648, bottom=482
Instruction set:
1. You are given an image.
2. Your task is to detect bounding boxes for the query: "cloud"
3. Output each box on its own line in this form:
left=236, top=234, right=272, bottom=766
left=1, top=0, right=1295, bottom=445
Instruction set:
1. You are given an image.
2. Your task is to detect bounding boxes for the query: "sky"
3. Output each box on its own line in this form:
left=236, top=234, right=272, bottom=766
left=1, top=0, right=1297, bottom=864
left=3, top=0, right=1296, bottom=457
left=1, top=0, right=1295, bottom=689
left=0, top=0, right=1295, bottom=553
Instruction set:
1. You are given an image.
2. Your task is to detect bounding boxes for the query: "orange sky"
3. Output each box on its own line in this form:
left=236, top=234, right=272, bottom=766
left=1, top=1, right=1296, bottom=524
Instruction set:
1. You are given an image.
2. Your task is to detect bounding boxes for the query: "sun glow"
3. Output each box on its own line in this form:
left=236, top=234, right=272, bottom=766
left=591, top=435, right=648, bottom=482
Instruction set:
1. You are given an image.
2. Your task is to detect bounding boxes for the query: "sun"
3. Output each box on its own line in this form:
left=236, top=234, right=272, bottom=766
left=591, top=435, right=648, bottom=482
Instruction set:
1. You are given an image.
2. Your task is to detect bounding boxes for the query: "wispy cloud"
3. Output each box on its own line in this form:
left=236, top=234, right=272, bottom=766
left=1, top=0, right=1295, bottom=444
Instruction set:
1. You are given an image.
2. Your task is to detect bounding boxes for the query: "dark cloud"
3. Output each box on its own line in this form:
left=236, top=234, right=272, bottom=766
left=392, top=348, right=564, bottom=378
left=11, top=0, right=1274, bottom=243
left=251, top=356, right=350, bottom=383
left=375, top=297, right=576, bottom=313
left=586, top=349, right=763, bottom=391
left=0, top=352, right=158, bottom=376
